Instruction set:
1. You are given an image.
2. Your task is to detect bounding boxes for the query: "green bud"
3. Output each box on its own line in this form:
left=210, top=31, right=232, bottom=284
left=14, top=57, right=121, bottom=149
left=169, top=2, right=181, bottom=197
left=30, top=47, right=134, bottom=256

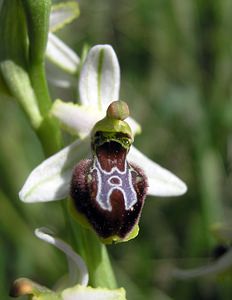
left=10, top=278, right=55, bottom=299
left=0, top=0, right=42, bottom=128
left=0, top=61, right=42, bottom=128
left=0, top=0, right=61, bottom=154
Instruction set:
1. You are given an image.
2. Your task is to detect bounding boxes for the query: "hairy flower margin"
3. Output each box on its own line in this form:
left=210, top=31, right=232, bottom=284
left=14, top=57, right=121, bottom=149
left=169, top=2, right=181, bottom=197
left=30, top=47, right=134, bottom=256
left=10, top=228, right=126, bottom=300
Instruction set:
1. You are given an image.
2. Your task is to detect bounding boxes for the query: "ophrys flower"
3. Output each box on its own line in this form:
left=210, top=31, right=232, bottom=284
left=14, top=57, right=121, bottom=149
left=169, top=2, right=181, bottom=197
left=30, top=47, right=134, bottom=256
left=19, top=44, right=187, bottom=243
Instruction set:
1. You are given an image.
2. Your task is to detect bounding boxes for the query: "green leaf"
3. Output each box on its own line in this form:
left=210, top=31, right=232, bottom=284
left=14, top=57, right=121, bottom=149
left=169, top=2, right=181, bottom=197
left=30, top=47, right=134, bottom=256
left=0, top=0, right=28, bottom=66
left=0, top=1, right=42, bottom=128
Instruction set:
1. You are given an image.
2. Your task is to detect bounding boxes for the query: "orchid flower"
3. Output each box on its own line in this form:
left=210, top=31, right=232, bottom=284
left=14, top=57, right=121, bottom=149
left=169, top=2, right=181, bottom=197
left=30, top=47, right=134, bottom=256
left=10, top=228, right=126, bottom=300
left=19, top=44, right=187, bottom=243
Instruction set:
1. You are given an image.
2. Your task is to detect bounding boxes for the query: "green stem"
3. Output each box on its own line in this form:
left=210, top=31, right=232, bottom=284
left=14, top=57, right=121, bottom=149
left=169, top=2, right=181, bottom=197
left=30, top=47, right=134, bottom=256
left=29, top=62, right=51, bottom=116
left=29, top=62, right=62, bottom=156
left=73, top=223, right=117, bottom=289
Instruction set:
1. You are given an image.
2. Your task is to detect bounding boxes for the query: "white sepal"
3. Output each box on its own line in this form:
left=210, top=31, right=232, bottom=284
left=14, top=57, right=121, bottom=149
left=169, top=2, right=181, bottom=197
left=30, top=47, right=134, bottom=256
left=19, top=138, right=90, bottom=203
left=46, top=33, right=80, bottom=74
left=79, top=45, right=120, bottom=110
left=128, top=146, right=187, bottom=197
left=50, top=1, right=80, bottom=33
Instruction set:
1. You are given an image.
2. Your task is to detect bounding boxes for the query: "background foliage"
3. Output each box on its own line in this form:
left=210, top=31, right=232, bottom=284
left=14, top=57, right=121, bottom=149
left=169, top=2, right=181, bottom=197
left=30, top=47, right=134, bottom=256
left=1, top=0, right=232, bottom=299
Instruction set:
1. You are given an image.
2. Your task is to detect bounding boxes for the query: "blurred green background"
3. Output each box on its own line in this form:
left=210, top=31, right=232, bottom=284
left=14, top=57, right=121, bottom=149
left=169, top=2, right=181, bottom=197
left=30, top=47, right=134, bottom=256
left=1, top=0, right=232, bottom=299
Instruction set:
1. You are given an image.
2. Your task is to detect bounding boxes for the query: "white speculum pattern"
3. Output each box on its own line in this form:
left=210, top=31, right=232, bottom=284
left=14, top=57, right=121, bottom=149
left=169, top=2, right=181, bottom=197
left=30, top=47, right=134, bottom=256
left=91, top=157, right=138, bottom=211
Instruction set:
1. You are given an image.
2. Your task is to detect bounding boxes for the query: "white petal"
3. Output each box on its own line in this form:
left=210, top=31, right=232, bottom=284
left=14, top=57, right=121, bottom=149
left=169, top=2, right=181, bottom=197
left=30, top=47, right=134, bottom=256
left=35, top=228, right=89, bottom=286
left=51, top=100, right=104, bottom=137
left=50, top=1, right=80, bottom=33
left=62, top=285, right=126, bottom=300
left=128, top=146, right=187, bottom=197
left=79, top=45, right=120, bottom=110
left=172, top=247, right=232, bottom=279
left=19, top=138, right=90, bottom=203
left=46, top=33, right=80, bottom=74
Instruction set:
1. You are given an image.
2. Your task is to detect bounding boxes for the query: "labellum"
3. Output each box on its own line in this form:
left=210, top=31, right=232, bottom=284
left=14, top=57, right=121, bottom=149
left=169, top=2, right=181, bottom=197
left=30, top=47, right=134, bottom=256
left=70, top=101, right=148, bottom=244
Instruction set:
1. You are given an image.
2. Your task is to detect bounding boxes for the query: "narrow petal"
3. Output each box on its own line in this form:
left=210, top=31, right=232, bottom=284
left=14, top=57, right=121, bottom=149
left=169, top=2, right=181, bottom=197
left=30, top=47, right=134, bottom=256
left=128, top=146, right=187, bottom=197
left=172, top=247, right=232, bottom=279
left=79, top=45, right=120, bottom=110
left=51, top=100, right=104, bottom=137
left=35, top=228, right=89, bottom=286
left=50, top=1, right=80, bottom=33
left=62, top=285, right=126, bottom=300
left=19, top=138, right=90, bottom=203
left=46, top=33, right=80, bottom=74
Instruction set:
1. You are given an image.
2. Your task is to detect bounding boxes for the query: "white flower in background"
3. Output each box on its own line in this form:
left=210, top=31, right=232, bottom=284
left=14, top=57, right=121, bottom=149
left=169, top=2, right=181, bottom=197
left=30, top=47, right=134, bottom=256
left=46, top=1, right=81, bottom=88
left=10, top=228, right=126, bottom=300
left=19, top=44, right=187, bottom=204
